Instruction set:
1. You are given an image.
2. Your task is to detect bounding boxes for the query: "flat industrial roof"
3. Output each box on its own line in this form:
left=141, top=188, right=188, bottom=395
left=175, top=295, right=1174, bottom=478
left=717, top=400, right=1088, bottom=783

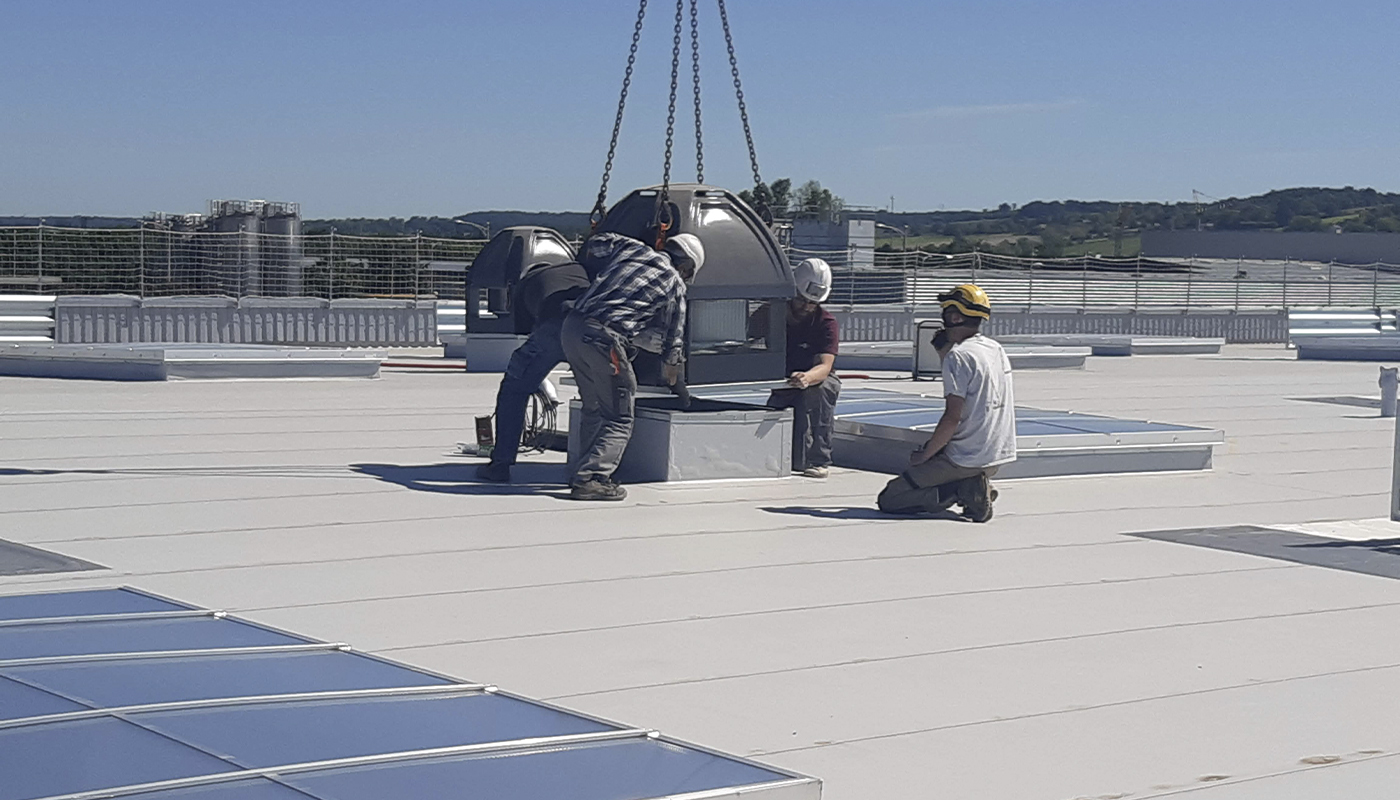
left=3, top=345, right=1399, bottom=798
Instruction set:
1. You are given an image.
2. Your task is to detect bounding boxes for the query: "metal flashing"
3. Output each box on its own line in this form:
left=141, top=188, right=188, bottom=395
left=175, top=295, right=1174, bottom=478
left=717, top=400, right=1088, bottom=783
left=0, top=683, right=492, bottom=731
left=0, top=609, right=222, bottom=629
left=638, top=779, right=822, bottom=800
left=0, top=343, right=386, bottom=381
left=0, top=642, right=350, bottom=669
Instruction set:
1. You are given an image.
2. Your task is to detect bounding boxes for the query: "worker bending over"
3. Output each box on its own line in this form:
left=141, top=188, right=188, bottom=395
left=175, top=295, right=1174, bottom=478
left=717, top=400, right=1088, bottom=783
left=477, top=260, right=591, bottom=483
left=562, top=231, right=705, bottom=501
left=876, top=284, right=1015, bottom=522
left=759, top=258, right=840, bottom=478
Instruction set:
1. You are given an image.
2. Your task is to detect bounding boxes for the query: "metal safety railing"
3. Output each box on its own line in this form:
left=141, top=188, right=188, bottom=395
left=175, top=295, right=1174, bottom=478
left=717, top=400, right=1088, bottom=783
left=0, top=226, right=486, bottom=300
left=6, top=224, right=1400, bottom=312
left=792, top=248, right=1400, bottom=312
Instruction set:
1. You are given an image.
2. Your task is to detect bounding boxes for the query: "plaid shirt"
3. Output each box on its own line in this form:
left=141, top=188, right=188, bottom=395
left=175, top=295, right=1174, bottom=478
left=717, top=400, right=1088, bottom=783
left=573, top=233, right=688, bottom=364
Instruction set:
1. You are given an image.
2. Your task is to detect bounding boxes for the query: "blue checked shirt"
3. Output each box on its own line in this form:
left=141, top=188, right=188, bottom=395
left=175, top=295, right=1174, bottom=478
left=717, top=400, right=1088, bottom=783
left=574, top=232, right=688, bottom=365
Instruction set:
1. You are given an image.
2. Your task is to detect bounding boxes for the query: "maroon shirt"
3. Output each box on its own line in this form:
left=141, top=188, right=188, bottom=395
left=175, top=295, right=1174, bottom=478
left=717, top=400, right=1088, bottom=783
left=787, top=305, right=839, bottom=374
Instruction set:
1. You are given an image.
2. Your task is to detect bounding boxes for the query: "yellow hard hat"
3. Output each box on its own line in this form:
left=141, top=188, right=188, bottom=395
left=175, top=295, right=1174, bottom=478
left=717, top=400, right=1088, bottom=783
left=938, top=284, right=991, bottom=319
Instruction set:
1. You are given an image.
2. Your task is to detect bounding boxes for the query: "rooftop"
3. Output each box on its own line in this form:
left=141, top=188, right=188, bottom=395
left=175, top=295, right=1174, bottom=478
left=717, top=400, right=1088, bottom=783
left=3, top=345, right=1398, bottom=798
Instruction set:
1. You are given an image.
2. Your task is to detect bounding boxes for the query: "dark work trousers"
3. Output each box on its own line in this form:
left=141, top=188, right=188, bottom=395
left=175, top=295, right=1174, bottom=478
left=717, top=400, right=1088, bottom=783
left=876, top=452, right=998, bottom=514
left=767, top=374, right=841, bottom=472
left=561, top=312, right=637, bottom=486
left=488, top=315, right=567, bottom=467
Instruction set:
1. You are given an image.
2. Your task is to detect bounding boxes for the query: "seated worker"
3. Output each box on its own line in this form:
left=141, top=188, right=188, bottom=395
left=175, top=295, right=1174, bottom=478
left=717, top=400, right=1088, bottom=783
left=876, top=284, right=1015, bottom=522
left=758, top=258, right=840, bottom=478
left=476, top=260, right=591, bottom=483
left=562, top=231, right=705, bottom=501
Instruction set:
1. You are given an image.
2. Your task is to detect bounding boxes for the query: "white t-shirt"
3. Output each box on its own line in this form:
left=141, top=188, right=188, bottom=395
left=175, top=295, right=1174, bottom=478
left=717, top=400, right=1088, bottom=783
left=942, top=334, right=1017, bottom=469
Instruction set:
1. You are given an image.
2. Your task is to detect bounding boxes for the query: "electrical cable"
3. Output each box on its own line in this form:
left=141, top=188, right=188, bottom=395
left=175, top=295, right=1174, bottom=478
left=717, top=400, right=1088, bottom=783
left=520, top=391, right=560, bottom=454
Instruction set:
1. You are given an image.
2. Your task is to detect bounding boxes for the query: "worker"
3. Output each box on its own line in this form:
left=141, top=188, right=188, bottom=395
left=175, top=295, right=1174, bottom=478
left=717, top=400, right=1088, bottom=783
left=876, top=284, right=1015, bottom=522
left=476, top=260, right=591, bottom=483
left=760, top=258, right=840, bottom=477
left=561, top=231, right=705, bottom=501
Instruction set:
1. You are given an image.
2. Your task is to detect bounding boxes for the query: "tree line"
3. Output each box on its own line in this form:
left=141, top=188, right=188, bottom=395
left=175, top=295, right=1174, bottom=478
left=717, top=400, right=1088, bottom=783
left=7, top=186, right=1397, bottom=256
left=865, top=186, right=1400, bottom=257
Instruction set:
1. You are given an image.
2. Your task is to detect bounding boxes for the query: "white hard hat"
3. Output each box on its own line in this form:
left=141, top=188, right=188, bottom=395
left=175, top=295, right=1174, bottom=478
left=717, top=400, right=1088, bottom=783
left=793, top=258, right=832, bottom=303
left=664, top=233, right=705, bottom=275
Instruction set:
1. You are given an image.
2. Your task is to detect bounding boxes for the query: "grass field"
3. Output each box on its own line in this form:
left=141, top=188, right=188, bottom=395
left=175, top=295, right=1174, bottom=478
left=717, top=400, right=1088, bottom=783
left=873, top=234, right=953, bottom=250
left=1321, top=212, right=1361, bottom=226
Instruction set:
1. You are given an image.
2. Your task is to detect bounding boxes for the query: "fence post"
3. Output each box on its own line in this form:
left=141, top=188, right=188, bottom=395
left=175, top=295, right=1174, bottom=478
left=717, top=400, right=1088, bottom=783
left=1282, top=256, right=1288, bottom=309
left=328, top=229, right=336, bottom=300
left=138, top=225, right=146, bottom=297
left=1133, top=256, right=1141, bottom=311
left=1392, top=411, right=1400, bottom=522
left=1234, top=256, right=1241, bottom=311
left=36, top=221, right=43, bottom=292
left=414, top=232, right=422, bottom=298
left=1374, top=262, right=1381, bottom=309
left=1081, top=255, right=1088, bottom=308
left=1327, top=260, right=1334, bottom=306
left=237, top=224, right=247, bottom=298
left=1027, top=258, right=1035, bottom=306
left=1186, top=255, right=1194, bottom=310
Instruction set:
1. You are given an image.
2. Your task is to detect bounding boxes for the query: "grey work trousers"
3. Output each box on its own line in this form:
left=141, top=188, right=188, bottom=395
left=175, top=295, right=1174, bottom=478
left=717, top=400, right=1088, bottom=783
left=561, top=312, right=637, bottom=486
left=876, top=452, right=998, bottom=514
left=767, top=375, right=841, bottom=471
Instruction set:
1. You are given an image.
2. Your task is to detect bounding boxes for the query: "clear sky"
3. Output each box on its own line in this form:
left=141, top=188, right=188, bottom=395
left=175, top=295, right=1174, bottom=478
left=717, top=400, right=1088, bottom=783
left=2, top=0, right=1397, bottom=218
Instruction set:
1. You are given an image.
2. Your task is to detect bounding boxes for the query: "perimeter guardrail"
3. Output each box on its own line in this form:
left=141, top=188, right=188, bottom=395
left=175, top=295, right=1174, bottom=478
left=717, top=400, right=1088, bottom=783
left=54, top=296, right=437, bottom=347
left=830, top=305, right=1289, bottom=344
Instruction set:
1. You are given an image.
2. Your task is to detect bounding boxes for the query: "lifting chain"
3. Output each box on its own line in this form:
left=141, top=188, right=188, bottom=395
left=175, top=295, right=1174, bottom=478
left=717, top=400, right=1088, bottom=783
left=657, top=0, right=684, bottom=232
left=717, top=0, right=765, bottom=213
left=593, top=0, right=766, bottom=232
left=591, top=0, right=649, bottom=230
left=688, top=0, right=704, bottom=184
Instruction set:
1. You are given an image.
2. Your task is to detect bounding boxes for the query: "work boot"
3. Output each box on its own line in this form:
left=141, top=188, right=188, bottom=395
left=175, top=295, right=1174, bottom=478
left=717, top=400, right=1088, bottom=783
left=800, top=465, right=830, bottom=479
left=956, top=473, right=994, bottom=523
left=571, top=478, right=627, bottom=501
left=476, top=462, right=510, bottom=483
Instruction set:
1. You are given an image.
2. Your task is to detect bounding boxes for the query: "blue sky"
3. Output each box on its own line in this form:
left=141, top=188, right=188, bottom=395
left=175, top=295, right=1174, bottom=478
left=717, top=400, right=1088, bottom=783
left=2, top=0, right=1396, bottom=217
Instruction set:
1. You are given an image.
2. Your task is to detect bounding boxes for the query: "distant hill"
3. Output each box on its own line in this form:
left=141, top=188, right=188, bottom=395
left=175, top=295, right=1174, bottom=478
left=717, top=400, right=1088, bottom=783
left=0, top=216, right=140, bottom=228
left=302, top=211, right=592, bottom=239
left=875, top=187, right=1400, bottom=236
left=867, top=186, right=1400, bottom=257
left=278, top=186, right=1400, bottom=255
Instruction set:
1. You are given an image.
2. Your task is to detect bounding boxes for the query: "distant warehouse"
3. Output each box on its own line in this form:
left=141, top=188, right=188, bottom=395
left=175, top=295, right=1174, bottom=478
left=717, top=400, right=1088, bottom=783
left=1142, top=230, right=1400, bottom=265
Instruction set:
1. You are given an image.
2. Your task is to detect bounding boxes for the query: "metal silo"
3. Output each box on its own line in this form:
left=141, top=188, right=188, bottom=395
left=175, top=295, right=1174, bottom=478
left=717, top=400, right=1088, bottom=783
left=209, top=200, right=262, bottom=296
left=259, top=202, right=303, bottom=297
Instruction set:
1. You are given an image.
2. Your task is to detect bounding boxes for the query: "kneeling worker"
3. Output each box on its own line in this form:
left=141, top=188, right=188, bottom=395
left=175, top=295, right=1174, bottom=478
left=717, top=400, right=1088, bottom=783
left=562, top=231, right=705, bottom=501
left=763, top=258, right=840, bottom=477
left=876, top=284, right=1015, bottom=522
left=477, top=259, right=591, bottom=483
